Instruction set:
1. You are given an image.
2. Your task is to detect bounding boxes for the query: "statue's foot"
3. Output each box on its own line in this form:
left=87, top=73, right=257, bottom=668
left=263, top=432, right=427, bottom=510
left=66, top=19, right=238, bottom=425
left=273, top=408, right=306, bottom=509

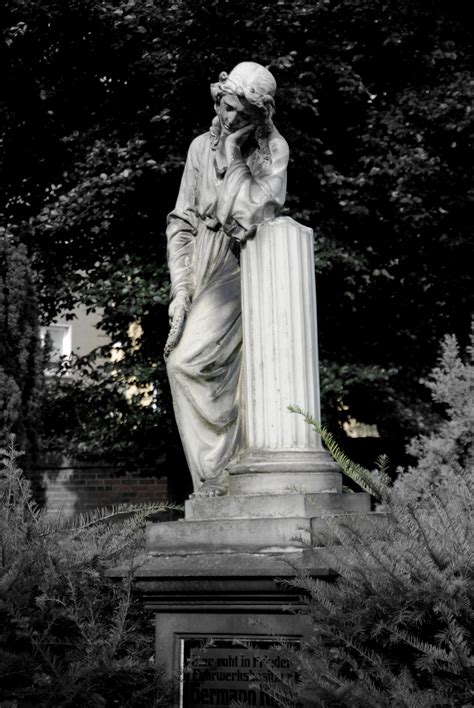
left=191, top=484, right=227, bottom=498
left=191, top=472, right=228, bottom=498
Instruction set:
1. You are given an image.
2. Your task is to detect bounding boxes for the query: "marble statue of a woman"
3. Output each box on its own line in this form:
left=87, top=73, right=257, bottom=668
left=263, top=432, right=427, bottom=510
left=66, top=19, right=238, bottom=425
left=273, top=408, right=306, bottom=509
left=165, top=62, right=289, bottom=497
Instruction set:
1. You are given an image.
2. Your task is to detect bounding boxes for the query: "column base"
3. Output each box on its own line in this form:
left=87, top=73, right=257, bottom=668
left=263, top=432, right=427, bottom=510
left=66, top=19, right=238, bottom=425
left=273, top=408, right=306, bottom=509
left=228, top=449, right=341, bottom=494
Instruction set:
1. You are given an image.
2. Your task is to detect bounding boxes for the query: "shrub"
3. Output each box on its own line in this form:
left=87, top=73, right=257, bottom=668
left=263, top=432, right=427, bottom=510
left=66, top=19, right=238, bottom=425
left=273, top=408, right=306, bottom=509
left=0, top=438, right=176, bottom=707
left=393, top=332, right=473, bottom=499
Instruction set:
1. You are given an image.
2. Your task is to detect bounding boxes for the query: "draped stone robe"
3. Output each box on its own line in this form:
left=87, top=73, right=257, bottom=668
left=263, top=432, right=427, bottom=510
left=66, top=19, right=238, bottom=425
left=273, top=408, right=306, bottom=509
left=166, top=127, right=288, bottom=492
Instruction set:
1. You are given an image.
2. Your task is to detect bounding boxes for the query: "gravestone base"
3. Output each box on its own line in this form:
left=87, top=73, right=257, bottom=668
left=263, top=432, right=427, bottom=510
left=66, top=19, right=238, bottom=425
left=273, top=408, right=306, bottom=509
left=108, top=483, right=372, bottom=707
left=109, top=550, right=334, bottom=708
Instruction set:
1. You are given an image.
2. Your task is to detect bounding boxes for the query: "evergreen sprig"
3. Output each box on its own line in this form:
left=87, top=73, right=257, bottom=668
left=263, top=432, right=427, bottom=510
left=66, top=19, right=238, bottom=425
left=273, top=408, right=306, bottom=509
left=289, top=405, right=391, bottom=499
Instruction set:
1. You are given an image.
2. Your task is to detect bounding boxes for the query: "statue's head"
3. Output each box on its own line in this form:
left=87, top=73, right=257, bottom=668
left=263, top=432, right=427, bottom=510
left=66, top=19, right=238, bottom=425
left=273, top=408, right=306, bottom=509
left=210, top=62, right=277, bottom=158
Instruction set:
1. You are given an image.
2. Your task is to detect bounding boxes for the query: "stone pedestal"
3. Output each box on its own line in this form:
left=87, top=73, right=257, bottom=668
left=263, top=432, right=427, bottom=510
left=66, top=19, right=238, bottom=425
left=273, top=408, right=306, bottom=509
left=108, top=551, right=335, bottom=707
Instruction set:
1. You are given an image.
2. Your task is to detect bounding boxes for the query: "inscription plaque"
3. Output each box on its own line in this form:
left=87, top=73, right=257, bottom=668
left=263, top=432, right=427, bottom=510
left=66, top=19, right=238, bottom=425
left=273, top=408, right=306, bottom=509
left=181, top=636, right=303, bottom=708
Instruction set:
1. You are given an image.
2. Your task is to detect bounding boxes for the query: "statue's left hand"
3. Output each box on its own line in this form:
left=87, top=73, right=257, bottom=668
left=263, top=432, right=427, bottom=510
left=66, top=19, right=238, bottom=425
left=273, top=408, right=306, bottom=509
left=164, top=291, right=191, bottom=360
left=164, top=305, right=187, bottom=360
left=168, top=289, right=191, bottom=324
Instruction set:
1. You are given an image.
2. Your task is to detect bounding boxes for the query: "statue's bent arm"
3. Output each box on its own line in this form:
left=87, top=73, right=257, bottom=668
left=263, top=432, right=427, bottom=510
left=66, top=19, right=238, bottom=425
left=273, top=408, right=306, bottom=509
left=166, top=140, right=199, bottom=301
left=216, top=133, right=289, bottom=241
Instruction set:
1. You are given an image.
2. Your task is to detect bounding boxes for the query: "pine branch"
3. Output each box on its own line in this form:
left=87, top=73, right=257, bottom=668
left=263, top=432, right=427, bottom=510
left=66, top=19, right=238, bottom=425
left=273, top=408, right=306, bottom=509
left=289, top=406, right=390, bottom=499
left=60, top=501, right=181, bottom=538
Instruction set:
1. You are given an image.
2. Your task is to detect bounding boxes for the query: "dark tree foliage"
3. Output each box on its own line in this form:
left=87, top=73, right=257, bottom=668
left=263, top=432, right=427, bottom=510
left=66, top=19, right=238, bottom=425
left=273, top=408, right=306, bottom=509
left=0, top=236, right=45, bottom=465
left=1, top=0, right=472, bottom=472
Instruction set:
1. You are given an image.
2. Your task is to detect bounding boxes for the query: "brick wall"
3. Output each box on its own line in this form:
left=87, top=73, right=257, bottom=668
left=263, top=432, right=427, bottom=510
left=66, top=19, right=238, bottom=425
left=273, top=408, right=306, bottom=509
left=30, top=461, right=168, bottom=516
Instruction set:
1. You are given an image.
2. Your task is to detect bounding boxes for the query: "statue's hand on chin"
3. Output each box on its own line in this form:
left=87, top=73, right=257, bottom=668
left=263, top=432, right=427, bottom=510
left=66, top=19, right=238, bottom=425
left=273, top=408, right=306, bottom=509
left=224, top=124, right=255, bottom=164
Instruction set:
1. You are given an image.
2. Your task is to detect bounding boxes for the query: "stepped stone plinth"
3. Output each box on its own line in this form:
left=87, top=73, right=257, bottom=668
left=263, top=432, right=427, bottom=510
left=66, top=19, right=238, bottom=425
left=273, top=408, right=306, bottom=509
left=185, top=491, right=370, bottom=520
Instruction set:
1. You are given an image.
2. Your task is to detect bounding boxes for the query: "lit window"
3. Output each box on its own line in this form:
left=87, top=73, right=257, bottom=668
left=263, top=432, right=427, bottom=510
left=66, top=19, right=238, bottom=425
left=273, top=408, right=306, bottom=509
left=41, top=325, right=72, bottom=363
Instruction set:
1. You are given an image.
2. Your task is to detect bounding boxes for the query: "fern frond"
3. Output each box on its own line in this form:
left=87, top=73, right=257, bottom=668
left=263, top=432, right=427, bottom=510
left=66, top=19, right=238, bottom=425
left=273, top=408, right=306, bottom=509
left=58, top=501, right=182, bottom=537
left=387, top=625, right=452, bottom=665
left=289, top=406, right=390, bottom=499
left=375, top=454, right=391, bottom=485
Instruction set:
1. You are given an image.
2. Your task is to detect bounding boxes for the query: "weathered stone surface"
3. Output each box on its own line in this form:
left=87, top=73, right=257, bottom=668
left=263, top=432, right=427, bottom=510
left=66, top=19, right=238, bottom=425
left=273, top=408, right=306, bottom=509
left=228, top=466, right=342, bottom=495
left=107, top=550, right=333, bottom=580
left=145, top=511, right=380, bottom=554
left=146, top=516, right=312, bottom=553
left=185, top=491, right=370, bottom=520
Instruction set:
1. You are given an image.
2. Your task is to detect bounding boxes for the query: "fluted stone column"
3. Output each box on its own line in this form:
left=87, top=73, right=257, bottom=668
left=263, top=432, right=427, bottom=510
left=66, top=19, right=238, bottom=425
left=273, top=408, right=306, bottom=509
left=229, top=217, right=341, bottom=495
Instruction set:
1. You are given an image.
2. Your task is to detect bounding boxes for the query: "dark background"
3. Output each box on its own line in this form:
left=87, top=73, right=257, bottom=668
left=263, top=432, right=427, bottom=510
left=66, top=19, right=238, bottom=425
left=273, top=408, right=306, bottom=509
left=1, top=0, right=472, bottom=497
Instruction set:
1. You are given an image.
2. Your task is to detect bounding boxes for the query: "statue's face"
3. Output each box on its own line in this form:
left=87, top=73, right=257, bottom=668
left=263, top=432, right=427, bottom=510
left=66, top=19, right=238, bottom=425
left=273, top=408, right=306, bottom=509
left=217, top=94, right=256, bottom=134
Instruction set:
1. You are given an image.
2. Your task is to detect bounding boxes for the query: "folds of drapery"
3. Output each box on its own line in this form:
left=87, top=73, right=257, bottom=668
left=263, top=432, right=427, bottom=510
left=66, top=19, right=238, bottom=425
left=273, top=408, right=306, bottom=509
left=166, top=222, right=242, bottom=488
